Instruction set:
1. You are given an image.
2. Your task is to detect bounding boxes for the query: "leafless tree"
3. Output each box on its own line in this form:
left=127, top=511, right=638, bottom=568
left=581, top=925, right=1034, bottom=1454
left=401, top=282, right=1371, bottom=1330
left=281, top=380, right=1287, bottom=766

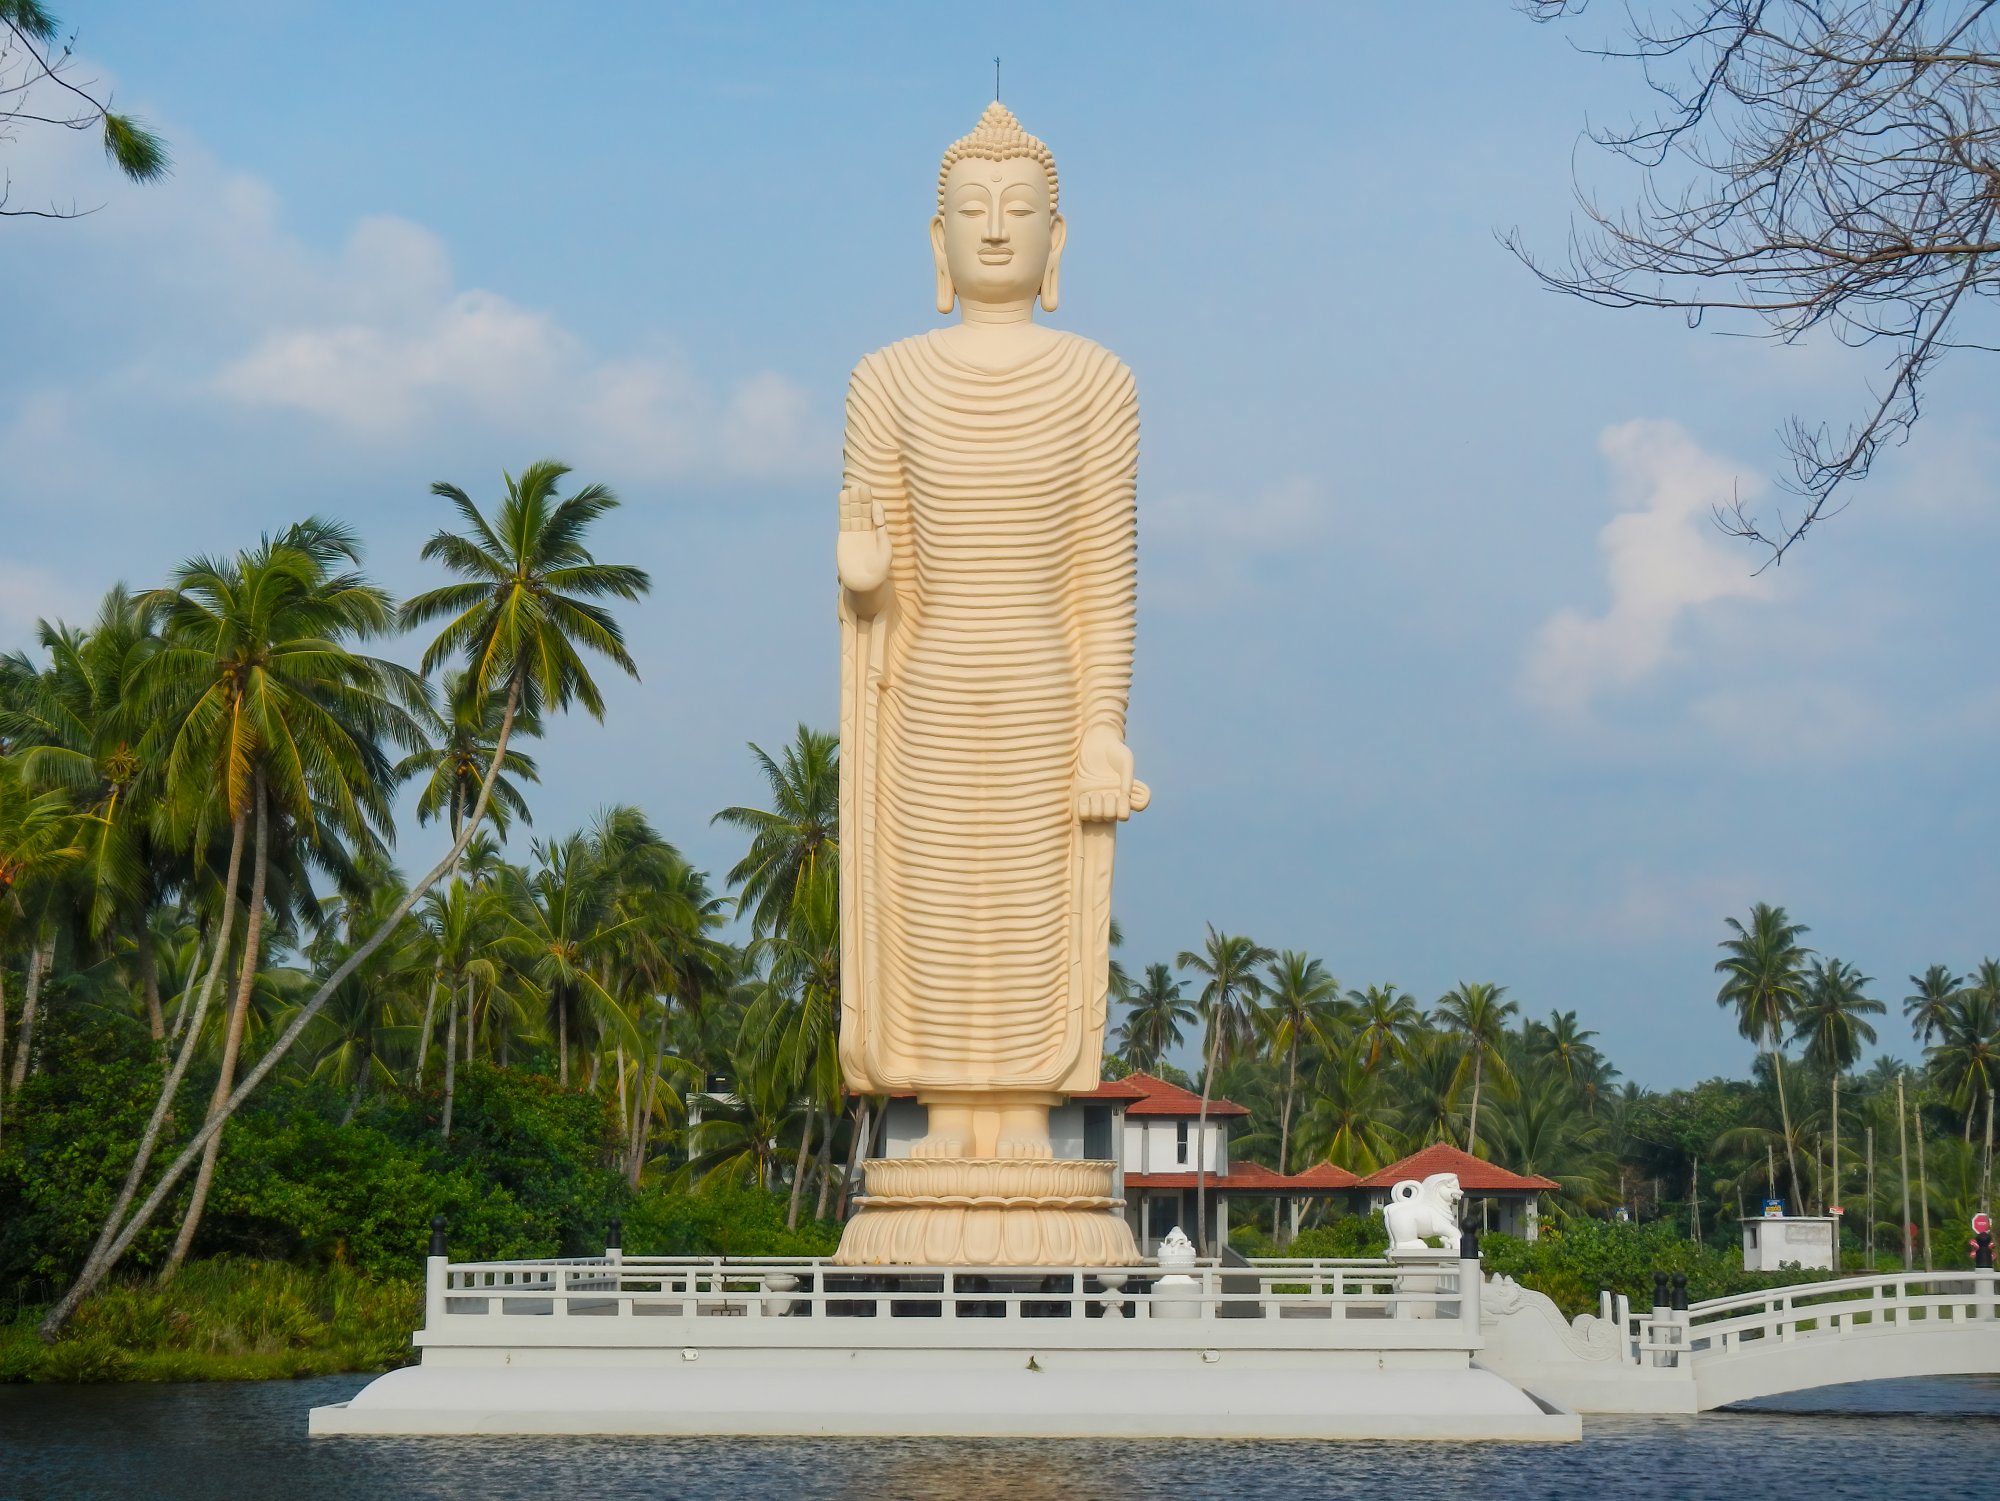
left=1512, top=2, right=1999, bottom=566
left=2, top=0, right=166, bottom=219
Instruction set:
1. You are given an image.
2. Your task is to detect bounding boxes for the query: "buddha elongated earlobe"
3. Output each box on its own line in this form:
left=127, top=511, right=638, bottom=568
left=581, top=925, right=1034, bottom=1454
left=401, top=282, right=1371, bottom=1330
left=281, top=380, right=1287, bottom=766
left=931, top=215, right=955, bottom=315
left=1040, top=214, right=1067, bottom=312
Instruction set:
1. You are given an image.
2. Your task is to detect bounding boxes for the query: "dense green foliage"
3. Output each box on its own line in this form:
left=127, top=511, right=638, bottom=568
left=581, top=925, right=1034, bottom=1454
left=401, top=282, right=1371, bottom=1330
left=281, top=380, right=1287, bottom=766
left=1, top=513, right=1993, bottom=1374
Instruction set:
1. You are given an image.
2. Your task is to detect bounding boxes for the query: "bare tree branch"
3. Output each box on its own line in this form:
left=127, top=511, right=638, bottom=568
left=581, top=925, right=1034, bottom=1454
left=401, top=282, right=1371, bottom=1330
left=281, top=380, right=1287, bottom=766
left=1514, top=1, right=2000, bottom=565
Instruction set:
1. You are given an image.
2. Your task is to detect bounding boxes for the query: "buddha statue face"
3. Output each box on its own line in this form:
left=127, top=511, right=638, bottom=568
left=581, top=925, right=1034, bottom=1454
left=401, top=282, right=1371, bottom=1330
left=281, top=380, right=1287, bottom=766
left=930, top=104, right=1065, bottom=315
left=933, top=156, right=1065, bottom=313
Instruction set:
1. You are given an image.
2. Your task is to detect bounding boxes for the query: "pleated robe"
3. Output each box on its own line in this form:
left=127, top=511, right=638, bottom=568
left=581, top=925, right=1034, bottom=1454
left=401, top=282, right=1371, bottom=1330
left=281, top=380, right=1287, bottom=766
left=838, top=329, right=1139, bottom=1095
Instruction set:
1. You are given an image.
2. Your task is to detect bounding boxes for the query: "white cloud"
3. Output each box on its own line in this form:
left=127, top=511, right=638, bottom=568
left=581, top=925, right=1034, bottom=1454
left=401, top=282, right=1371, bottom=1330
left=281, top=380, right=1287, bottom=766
left=212, top=218, right=827, bottom=481
left=4, top=93, right=826, bottom=487
left=1522, top=420, right=1771, bottom=715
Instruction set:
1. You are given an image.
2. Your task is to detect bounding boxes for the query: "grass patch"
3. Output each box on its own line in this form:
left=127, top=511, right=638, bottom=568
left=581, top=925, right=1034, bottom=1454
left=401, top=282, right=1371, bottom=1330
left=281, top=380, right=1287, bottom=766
left=0, top=1257, right=421, bottom=1383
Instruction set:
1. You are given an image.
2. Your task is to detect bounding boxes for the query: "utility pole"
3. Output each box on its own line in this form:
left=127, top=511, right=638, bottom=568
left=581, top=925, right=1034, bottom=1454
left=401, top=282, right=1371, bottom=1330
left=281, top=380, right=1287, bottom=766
left=1915, top=1091, right=1933, bottom=1272
left=1897, top=1073, right=1913, bottom=1272
left=1690, top=1154, right=1701, bottom=1244
left=1865, top=1126, right=1875, bottom=1264
left=1831, top=1072, right=1841, bottom=1260
left=1983, top=1087, right=1994, bottom=1216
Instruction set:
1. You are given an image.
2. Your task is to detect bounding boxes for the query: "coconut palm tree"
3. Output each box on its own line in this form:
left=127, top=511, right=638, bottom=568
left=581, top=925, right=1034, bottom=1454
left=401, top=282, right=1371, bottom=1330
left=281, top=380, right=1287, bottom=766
left=502, top=833, right=639, bottom=1087
left=1795, top=958, right=1884, bottom=1076
left=139, top=519, right=423, bottom=1274
left=1927, top=988, right=2000, bottom=1141
left=1715, top=902, right=1812, bottom=1213
left=1116, top=963, right=1196, bottom=1074
left=1350, top=983, right=1423, bottom=1072
left=0, top=758, right=82, bottom=1140
left=1436, top=981, right=1517, bottom=1154
left=0, top=590, right=173, bottom=1043
left=1904, top=965, right=1964, bottom=1047
left=1258, top=951, right=1344, bottom=1179
left=45, top=463, right=650, bottom=1336
left=1176, top=926, right=1274, bottom=1253
left=397, top=670, right=541, bottom=844
left=1531, top=1009, right=1601, bottom=1085
left=711, top=726, right=838, bottom=939
left=1296, top=1041, right=1400, bottom=1174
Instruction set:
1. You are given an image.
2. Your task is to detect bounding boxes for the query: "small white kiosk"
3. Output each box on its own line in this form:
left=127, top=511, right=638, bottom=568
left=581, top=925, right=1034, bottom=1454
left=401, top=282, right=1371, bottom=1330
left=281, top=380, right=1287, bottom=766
left=1741, top=1214, right=1837, bottom=1272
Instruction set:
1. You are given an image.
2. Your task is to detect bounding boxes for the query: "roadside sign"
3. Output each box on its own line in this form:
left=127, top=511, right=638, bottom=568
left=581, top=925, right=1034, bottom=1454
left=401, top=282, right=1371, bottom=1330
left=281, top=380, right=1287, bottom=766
left=1975, top=1212, right=1993, bottom=1236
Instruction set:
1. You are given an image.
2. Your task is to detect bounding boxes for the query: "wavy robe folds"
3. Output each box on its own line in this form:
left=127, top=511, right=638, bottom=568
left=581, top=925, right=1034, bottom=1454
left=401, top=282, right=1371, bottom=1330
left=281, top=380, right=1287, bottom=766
left=837, top=330, right=1139, bottom=1096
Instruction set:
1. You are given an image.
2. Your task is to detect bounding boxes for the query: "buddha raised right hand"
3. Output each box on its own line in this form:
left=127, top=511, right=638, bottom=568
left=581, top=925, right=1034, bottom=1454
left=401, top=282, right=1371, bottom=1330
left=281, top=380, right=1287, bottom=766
left=837, top=482, right=893, bottom=598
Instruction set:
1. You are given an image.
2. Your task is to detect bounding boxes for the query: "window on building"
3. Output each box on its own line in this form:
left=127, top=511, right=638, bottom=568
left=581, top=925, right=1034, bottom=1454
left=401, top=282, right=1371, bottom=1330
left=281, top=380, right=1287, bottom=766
left=1175, top=1120, right=1190, bottom=1166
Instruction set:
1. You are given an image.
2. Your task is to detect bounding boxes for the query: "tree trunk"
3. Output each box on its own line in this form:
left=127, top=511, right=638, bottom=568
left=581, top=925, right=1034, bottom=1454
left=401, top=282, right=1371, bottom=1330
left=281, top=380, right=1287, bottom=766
left=169, top=935, right=206, bottom=1045
left=41, top=674, right=522, bottom=1339
left=339, top=1058, right=368, bottom=1127
left=7, top=933, right=54, bottom=1094
left=839, top=1100, right=871, bottom=1219
left=1915, top=1102, right=1932, bottom=1271
left=630, top=1002, right=669, bottom=1189
left=787, top=1102, right=817, bottom=1231
left=558, top=1000, right=569, bottom=1088
left=59, top=807, right=246, bottom=1314
left=166, top=776, right=270, bottom=1278
left=813, top=1105, right=839, bottom=1222
left=415, top=956, right=443, bottom=1090
left=1275, top=1039, right=1298, bottom=1243
left=1769, top=1037, right=1805, bottom=1214
left=1195, top=1015, right=1223, bottom=1256
left=441, top=983, right=459, bottom=1142
left=0, top=963, right=9, bottom=1148
left=464, top=984, right=475, bottom=1064
left=1464, top=1051, right=1483, bottom=1153
left=138, top=920, right=165, bottom=1046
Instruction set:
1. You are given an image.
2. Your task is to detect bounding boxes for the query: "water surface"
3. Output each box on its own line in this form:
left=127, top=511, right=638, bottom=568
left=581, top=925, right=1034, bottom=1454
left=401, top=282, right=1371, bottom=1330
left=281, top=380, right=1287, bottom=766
left=2, top=1373, right=1995, bottom=1500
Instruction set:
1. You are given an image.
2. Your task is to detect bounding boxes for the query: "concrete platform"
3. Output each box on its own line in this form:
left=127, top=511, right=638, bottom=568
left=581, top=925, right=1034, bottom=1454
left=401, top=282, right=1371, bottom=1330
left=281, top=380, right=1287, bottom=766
left=310, top=1351, right=1578, bottom=1440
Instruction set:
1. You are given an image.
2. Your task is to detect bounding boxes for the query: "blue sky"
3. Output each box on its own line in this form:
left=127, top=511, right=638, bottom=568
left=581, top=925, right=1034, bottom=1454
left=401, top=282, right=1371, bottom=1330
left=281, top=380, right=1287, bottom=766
left=5, top=3, right=1995, bottom=1088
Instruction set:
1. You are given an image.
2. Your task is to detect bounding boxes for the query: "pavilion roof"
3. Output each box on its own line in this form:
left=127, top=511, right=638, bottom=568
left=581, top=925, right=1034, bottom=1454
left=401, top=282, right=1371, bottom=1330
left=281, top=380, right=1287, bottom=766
left=1125, top=1160, right=1357, bottom=1194
left=1115, top=1071, right=1251, bottom=1118
left=1354, top=1142, right=1559, bottom=1192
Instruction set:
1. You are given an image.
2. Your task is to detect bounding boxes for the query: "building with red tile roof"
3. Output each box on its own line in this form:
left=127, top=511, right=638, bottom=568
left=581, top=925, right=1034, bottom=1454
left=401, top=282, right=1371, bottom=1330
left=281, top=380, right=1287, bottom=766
left=1357, top=1142, right=1556, bottom=1240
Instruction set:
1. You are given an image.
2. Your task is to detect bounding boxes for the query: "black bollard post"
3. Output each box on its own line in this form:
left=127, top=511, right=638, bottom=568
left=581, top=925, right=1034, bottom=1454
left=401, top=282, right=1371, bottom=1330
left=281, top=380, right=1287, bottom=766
left=428, top=1214, right=448, bottom=1259
left=1460, top=1225, right=1481, bottom=1263
left=607, top=1216, right=624, bottom=1252
left=1653, top=1271, right=1669, bottom=1309
left=1974, top=1231, right=1993, bottom=1270
left=1671, top=1272, right=1689, bottom=1311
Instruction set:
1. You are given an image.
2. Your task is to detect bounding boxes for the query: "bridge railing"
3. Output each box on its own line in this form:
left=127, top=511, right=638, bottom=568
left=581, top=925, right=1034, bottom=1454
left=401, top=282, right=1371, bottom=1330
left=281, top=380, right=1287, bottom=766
left=1628, top=1269, right=1997, bottom=1367
left=424, top=1251, right=1480, bottom=1332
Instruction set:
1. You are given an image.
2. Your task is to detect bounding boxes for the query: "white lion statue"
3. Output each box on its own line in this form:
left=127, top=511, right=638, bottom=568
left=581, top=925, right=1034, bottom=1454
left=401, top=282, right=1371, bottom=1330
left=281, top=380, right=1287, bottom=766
left=1383, top=1172, right=1463, bottom=1252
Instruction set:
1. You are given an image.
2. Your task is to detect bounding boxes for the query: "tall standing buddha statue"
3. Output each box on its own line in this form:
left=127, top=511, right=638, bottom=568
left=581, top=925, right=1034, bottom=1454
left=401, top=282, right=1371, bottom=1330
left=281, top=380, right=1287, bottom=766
left=834, top=103, right=1147, bottom=1266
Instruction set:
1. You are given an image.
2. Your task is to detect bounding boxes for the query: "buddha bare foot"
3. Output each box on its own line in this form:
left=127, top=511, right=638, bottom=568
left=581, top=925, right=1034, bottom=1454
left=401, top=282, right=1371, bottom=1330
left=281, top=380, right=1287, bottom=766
left=911, top=1133, right=966, bottom=1159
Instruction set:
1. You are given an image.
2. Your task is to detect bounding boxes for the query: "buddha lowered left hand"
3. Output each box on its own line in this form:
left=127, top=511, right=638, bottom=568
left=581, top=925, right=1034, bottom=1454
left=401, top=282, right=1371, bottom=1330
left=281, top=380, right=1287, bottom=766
left=1076, top=723, right=1149, bottom=822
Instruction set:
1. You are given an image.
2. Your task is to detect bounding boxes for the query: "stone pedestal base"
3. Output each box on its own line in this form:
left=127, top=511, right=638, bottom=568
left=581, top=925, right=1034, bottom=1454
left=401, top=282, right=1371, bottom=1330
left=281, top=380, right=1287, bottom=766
left=835, top=1159, right=1140, bottom=1266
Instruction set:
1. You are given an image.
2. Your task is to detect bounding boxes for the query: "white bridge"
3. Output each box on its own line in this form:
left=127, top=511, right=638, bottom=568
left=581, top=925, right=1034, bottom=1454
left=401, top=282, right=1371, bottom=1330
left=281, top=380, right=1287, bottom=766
left=1478, top=1266, right=2000, bottom=1415
left=308, top=1246, right=1998, bottom=1436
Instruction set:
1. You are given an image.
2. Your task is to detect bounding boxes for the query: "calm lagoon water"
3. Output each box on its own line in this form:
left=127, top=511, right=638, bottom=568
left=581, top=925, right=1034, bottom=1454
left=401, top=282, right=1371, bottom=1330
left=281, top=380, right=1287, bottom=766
left=3, top=1373, right=1997, bottom=1500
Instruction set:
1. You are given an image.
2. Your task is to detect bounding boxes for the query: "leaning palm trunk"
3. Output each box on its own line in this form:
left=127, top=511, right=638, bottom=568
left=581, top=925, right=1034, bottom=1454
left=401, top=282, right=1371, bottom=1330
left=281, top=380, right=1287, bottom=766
left=61, top=809, right=247, bottom=1307
left=42, top=678, right=523, bottom=1339
left=166, top=779, right=271, bottom=1278
left=7, top=932, right=55, bottom=1095
left=0, top=965, right=8, bottom=1147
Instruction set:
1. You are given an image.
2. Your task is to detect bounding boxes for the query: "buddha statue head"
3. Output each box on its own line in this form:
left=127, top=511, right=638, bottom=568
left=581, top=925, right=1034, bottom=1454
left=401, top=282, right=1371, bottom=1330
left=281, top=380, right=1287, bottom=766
left=932, top=102, right=1065, bottom=316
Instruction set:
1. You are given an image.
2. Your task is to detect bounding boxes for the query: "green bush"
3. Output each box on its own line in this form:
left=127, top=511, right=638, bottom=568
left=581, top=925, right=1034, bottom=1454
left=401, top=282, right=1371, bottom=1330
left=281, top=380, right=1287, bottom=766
left=0, top=1258, right=420, bottom=1383
left=1283, top=1211, right=1390, bottom=1259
